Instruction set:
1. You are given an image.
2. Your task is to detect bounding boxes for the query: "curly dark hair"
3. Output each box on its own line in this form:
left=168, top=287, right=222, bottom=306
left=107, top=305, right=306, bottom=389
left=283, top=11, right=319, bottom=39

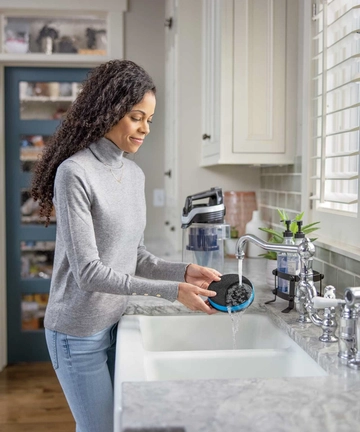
left=31, top=59, right=156, bottom=226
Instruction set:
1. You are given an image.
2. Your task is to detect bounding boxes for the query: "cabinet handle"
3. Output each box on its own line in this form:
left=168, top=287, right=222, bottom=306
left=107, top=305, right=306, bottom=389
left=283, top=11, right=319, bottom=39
left=202, top=133, right=211, bottom=140
left=170, top=226, right=176, bottom=231
left=165, top=221, right=170, bottom=225
left=164, top=169, right=172, bottom=178
left=165, top=17, right=173, bottom=29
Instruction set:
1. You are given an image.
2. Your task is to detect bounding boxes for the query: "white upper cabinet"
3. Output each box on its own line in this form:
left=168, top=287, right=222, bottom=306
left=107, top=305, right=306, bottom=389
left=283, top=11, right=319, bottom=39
left=201, top=0, right=299, bottom=166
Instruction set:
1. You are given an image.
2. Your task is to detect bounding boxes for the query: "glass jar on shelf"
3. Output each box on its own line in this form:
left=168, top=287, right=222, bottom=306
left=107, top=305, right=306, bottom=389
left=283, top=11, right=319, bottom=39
left=3, top=13, right=108, bottom=55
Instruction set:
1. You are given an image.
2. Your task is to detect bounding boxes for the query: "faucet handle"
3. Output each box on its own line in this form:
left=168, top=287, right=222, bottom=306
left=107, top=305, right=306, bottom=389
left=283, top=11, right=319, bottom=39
left=345, top=287, right=360, bottom=308
left=312, top=297, right=345, bottom=309
left=324, top=285, right=336, bottom=299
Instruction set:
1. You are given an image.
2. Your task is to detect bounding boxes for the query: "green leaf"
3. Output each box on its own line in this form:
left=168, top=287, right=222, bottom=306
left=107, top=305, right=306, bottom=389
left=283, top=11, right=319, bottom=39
left=290, top=220, right=298, bottom=235
left=302, top=221, right=320, bottom=232
left=258, top=227, right=283, bottom=242
left=277, top=209, right=288, bottom=222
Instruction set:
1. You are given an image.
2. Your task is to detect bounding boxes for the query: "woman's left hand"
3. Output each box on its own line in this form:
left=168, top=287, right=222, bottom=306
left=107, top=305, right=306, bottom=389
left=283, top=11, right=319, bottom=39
left=184, top=263, right=222, bottom=289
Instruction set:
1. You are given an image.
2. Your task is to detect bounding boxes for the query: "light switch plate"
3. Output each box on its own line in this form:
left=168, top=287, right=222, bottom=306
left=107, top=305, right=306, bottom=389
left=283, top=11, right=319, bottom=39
left=153, top=188, right=165, bottom=207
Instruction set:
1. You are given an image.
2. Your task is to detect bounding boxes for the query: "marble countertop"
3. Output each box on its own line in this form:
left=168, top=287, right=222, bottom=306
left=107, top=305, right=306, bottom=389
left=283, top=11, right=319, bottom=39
left=120, top=258, right=360, bottom=432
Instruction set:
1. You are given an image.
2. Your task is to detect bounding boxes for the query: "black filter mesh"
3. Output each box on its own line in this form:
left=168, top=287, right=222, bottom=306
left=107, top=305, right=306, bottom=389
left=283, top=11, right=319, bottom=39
left=209, top=274, right=253, bottom=308
left=226, top=283, right=252, bottom=307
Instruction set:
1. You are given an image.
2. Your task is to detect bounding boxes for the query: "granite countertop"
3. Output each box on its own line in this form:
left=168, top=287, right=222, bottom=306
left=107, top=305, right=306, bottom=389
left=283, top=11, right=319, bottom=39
left=120, top=258, right=360, bottom=432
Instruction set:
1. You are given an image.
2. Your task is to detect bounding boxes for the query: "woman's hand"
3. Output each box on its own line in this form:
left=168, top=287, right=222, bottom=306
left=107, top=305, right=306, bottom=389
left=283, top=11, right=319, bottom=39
left=177, top=282, right=218, bottom=315
left=185, top=263, right=222, bottom=288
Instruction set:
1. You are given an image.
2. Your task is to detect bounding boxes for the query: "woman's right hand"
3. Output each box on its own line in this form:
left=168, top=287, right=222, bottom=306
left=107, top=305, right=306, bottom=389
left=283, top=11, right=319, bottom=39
left=177, top=283, right=218, bottom=315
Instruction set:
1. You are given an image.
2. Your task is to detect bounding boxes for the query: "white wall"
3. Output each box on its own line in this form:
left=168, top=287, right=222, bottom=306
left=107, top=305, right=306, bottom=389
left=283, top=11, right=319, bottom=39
left=124, top=0, right=168, bottom=244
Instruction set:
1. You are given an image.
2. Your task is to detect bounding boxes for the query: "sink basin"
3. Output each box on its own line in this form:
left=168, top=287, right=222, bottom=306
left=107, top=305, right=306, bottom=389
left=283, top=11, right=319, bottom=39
left=115, top=312, right=327, bottom=382
left=134, top=313, right=297, bottom=351
left=142, top=347, right=326, bottom=381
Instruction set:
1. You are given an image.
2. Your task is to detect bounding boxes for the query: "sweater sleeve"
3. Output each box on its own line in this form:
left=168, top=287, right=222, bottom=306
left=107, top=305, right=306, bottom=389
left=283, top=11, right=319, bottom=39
left=136, top=235, right=189, bottom=282
left=54, top=160, right=180, bottom=302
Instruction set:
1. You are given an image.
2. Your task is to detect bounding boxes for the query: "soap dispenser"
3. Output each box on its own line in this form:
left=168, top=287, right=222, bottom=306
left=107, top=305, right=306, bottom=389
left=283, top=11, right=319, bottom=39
left=293, top=221, right=305, bottom=274
left=277, top=220, right=294, bottom=294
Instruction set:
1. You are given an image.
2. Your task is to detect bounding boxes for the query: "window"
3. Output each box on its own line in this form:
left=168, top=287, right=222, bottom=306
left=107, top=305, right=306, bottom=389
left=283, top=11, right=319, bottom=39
left=310, top=0, right=359, bottom=215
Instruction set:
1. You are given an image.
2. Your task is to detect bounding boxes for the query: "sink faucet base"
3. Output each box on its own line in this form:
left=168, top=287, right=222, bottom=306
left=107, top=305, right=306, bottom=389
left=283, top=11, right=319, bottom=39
left=297, top=315, right=312, bottom=324
left=348, top=359, right=360, bottom=370
left=319, top=333, right=338, bottom=343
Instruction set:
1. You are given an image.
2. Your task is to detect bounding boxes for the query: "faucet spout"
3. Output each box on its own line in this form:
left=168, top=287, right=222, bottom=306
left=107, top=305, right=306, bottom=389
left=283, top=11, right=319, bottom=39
left=235, top=234, right=298, bottom=260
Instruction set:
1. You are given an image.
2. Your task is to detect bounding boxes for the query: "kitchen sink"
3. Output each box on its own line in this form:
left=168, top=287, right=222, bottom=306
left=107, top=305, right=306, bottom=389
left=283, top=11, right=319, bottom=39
left=141, top=347, right=326, bottom=381
left=115, top=312, right=327, bottom=382
left=133, top=313, right=298, bottom=351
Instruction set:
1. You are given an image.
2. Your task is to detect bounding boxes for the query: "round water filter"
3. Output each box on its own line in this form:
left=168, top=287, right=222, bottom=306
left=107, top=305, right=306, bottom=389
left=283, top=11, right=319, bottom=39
left=208, top=274, right=254, bottom=312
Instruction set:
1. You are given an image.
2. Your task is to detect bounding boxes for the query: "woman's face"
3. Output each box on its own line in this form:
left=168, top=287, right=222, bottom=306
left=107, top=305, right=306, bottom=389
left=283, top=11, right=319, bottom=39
left=105, top=91, right=156, bottom=153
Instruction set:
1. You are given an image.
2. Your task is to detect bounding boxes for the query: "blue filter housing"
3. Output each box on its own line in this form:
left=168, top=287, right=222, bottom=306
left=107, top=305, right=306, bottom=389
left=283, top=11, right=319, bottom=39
left=208, top=274, right=255, bottom=313
left=186, top=226, right=219, bottom=267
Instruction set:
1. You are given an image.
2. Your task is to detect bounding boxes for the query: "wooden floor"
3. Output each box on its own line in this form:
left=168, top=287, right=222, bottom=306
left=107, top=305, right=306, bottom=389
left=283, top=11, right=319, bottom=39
left=0, top=362, right=75, bottom=431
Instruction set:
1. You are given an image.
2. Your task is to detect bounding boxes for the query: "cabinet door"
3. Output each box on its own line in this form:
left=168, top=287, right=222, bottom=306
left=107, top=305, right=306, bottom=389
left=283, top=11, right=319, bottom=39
left=5, top=66, right=90, bottom=363
left=201, top=0, right=233, bottom=165
left=233, top=0, right=286, bottom=154
left=201, top=0, right=221, bottom=159
left=201, top=0, right=298, bottom=166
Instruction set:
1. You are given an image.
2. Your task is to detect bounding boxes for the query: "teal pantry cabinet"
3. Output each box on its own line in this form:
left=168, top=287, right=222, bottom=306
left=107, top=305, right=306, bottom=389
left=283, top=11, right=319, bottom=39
left=5, top=67, right=90, bottom=362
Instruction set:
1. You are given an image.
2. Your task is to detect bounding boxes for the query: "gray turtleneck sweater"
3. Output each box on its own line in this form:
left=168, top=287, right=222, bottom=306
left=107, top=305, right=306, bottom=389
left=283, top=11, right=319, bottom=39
left=44, top=137, right=187, bottom=337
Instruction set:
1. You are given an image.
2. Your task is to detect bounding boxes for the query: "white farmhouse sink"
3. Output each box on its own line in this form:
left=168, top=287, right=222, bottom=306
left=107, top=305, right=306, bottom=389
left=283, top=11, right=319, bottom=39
left=135, top=313, right=297, bottom=351
left=115, top=313, right=327, bottom=382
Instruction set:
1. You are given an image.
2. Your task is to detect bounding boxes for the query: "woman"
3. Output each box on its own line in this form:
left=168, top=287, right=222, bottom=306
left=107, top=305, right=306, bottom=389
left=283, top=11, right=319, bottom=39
left=31, top=59, right=220, bottom=432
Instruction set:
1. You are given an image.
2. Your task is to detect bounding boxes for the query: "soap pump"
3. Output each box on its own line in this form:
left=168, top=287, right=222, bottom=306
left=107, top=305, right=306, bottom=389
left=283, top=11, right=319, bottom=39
left=277, top=220, right=294, bottom=293
left=294, top=221, right=305, bottom=245
left=286, top=220, right=304, bottom=276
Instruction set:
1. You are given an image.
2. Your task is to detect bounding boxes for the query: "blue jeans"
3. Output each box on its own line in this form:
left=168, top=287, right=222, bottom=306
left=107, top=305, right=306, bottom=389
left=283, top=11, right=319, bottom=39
left=45, top=323, right=118, bottom=432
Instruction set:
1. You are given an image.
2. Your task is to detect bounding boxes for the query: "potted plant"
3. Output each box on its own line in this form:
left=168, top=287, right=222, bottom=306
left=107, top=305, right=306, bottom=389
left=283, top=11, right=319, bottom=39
left=258, top=209, right=320, bottom=287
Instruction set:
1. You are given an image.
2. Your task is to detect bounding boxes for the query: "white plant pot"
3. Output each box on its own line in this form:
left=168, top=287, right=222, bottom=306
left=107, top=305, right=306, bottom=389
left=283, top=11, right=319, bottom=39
left=225, top=238, right=238, bottom=257
left=266, top=259, right=278, bottom=289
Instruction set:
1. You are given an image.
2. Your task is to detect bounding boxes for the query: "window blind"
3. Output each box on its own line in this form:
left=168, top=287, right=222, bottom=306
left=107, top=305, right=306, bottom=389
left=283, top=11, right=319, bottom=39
left=311, top=0, right=360, bottom=213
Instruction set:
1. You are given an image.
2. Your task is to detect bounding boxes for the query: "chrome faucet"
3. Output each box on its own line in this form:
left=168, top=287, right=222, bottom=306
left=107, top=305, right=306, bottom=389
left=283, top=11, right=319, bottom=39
left=235, top=234, right=314, bottom=320
left=311, top=286, right=360, bottom=369
left=342, top=287, right=360, bottom=369
left=235, top=234, right=340, bottom=342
